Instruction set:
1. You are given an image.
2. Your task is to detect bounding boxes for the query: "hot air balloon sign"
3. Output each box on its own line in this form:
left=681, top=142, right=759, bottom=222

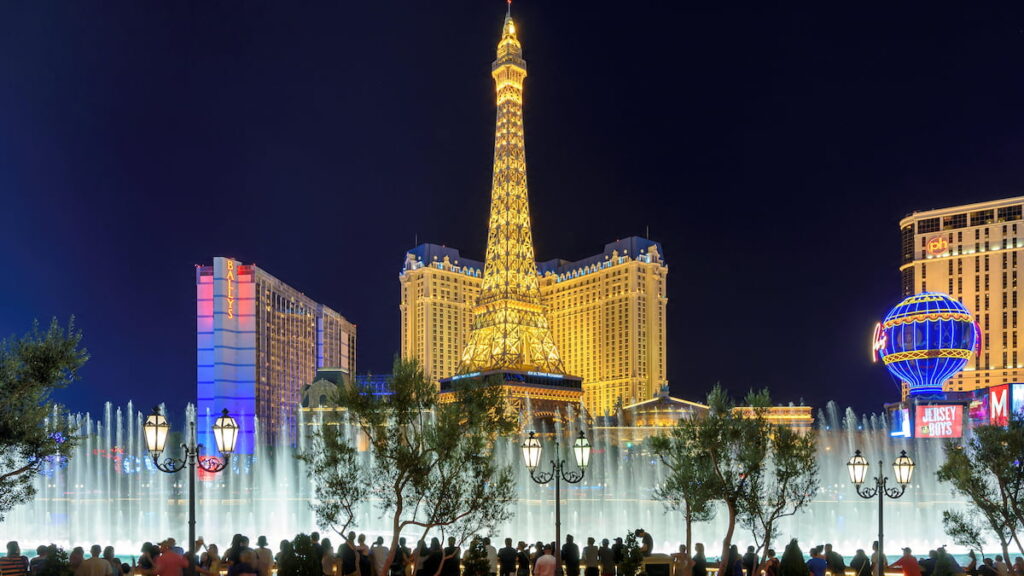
left=874, top=292, right=979, bottom=397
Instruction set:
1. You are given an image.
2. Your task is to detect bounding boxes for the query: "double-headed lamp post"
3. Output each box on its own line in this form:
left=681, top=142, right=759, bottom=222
left=143, top=407, right=238, bottom=560
left=521, top=430, right=592, bottom=572
left=847, top=449, right=915, bottom=576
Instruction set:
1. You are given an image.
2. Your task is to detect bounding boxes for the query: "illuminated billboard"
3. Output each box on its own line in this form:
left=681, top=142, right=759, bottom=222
left=890, top=408, right=911, bottom=438
left=969, top=393, right=989, bottom=426
left=990, top=384, right=1010, bottom=426
left=1013, top=383, right=1024, bottom=419
left=915, top=404, right=964, bottom=438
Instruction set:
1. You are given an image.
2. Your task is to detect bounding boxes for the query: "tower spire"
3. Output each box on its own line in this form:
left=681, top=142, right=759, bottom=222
left=457, top=10, right=566, bottom=375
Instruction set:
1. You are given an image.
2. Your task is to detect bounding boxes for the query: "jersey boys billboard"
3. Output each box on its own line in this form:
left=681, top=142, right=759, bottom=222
left=915, top=405, right=964, bottom=438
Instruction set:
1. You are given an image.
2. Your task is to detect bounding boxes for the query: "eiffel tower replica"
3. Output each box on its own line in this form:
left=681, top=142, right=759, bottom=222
left=438, top=7, right=583, bottom=426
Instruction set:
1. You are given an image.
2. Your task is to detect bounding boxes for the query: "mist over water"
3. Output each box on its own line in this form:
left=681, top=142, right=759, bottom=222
left=4, top=401, right=965, bottom=557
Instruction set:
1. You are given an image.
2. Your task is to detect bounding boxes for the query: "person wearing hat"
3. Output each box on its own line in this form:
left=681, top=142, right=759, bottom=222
left=890, top=548, right=922, bottom=576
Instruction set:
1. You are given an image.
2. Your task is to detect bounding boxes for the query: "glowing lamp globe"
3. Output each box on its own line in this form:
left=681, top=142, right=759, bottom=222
left=874, top=292, right=978, bottom=396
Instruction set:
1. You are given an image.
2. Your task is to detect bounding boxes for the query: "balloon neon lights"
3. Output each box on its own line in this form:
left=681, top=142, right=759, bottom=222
left=875, top=292, right=978, bottom=397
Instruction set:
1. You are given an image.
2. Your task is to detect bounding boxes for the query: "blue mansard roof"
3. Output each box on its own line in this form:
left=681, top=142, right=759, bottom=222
left=403, top=236, right=664, bottom=278
left=537, top=237, right=664, bottom=275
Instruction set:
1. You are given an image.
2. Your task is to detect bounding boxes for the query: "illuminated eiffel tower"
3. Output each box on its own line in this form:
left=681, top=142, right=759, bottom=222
left=440, top=7, right=583, bottom=423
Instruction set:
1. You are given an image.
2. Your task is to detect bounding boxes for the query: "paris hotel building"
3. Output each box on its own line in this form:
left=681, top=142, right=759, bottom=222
left=197, top=257, right=356, bottom=452
left=399, top=237, right=668, bottom=416
left=900, top=196, right=1024, bottom=393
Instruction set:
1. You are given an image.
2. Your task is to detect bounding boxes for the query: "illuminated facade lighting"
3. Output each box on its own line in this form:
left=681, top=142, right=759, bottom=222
left=456, top=12, right=567, bottom=377
left=900, top=197, right=1024, bottom=393
left=398, top=12, right=668, bottom=417
left=197, top=257, right=356, bottom=452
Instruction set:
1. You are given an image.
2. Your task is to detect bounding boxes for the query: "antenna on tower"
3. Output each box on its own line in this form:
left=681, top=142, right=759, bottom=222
left=415, top=233, right=419, bottom=246
left=506, top=0, right=511, bottom=16
left=645, top=225, right=650, bottom=239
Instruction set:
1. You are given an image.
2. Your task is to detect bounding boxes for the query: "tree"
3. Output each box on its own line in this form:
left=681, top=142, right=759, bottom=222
left=461, top=537, right=490, bottom=576
left=942, top=510, right=988, bottom=558
left=650, top=421, right=716, bottom=555
left=277, top=534, right=322, bottom=576
left=740, top=425, right=820, bottom=562
left=38, top=546, right=72, bottom=576
left=620, top=531, right=645, bottom=576
left=303, top=358, right=518, bottom=576
left=936, top=417, right=1024, bottom=560
left=0, top=319, right=88, bottom=522
left=297, top=408, right=366, bottom=538
left=690, top=386, right=771, bottom=565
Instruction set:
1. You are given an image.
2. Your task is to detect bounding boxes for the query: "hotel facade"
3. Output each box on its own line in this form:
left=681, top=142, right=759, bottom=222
left=900, top=196, right=1024, bottom=393
left=400, top=237, right=668, bottom=417
left=197, top=257, right=356, bottom=452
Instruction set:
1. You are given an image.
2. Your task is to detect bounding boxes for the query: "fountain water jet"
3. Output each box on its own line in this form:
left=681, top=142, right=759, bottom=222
left=3, top=401, right=964, bottom=557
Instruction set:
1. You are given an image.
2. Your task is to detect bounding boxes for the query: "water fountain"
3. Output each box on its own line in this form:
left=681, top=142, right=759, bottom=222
left=2, top=400, right=964, bottom=558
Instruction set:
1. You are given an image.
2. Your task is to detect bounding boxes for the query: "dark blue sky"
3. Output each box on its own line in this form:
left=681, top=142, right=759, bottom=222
left=3, top=2, right=1024, bottom=417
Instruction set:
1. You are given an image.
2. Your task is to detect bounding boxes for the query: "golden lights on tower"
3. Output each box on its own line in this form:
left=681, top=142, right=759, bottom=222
left=457, top=11, right=567, bottom=375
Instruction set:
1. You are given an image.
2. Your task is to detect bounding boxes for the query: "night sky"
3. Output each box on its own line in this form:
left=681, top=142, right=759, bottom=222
left=3, top=2, right=1024, bottom=418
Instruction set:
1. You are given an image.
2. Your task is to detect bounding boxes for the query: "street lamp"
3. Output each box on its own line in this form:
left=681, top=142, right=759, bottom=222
left=847, top=449, right=915, bottom=576
left=144, top=407, right=238, bottom=561
left=521, top=429, right=591, bottom=572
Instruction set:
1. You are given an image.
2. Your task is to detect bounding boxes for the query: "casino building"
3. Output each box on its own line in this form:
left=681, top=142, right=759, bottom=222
left=899, top=196, right=1024, bottom=393
left=196, top=257, right=356, bottom=453
left=399, top=9, right=668, bottom=418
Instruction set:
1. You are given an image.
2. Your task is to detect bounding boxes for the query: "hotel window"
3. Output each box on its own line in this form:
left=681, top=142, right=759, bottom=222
left=944, top=213, right=967, bottom=229
left=972, top=210, right=995, bottom=226
left=998, top=205, right=1022, bottom=222
left=919, top=218, right=940, bottom=234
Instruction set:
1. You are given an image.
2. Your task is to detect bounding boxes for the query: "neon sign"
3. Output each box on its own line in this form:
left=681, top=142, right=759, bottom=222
left=527, top=371, right=564, bottom=379
left=975, top=322, right=983, bottom=356
left=991, top=384, right=1009, bottom=426
left=226, top=260, right=236, bottom=319
left=915, top=404, right=963, bottom=438
left=871, top=322, right=886, bottom=362
left=926, top=236, right=949, bottom=256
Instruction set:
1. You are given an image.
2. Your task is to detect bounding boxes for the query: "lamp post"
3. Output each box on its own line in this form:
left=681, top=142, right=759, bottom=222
left=143, top=407, right=238, bottom=562
left=521, top=429, right=592, bottom=573
left=847, top=449, right=915, bottom=576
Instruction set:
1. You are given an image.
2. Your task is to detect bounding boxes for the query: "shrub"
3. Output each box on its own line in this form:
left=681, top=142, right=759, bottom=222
left=462, top=538, right=490, bottom=576
left=779, top=540, right=809, bottom=576
left=278, top=534, right=323, bottom=576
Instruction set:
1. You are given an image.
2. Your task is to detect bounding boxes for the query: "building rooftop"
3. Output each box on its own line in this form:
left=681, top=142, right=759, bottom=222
left=403, top=236, right=665, bottom=276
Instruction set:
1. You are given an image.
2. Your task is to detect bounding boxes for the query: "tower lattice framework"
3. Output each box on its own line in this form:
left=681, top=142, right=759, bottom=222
left=457, top=12, right=566, bottom=375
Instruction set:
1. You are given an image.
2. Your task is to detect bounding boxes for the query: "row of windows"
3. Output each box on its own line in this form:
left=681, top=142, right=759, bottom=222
left=917, top=204, right=1023, bottom=233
